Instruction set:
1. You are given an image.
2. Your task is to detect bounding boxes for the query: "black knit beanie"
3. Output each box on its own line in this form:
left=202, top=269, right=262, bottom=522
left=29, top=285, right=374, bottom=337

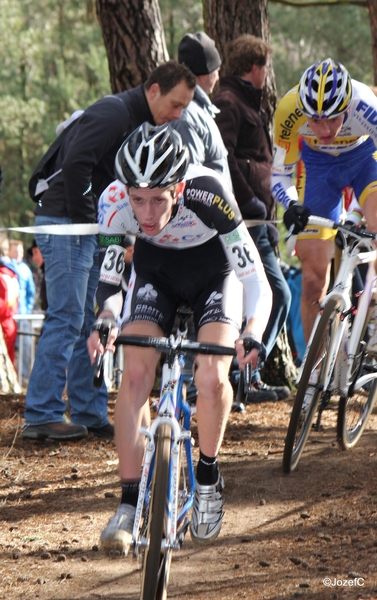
left=178, top=32, right=221, bottom=76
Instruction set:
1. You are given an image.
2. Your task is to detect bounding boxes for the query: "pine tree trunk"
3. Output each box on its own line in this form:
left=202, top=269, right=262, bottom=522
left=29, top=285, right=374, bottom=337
left=0, top=327, right=21, bottom=394
left=202, top=0, right=276, bottom=121
left=96, top=0, right=169, bottom=92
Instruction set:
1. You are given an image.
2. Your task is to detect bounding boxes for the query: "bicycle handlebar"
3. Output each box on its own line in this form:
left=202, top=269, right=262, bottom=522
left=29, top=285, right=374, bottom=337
left=308, top=216, right=377, bottom=240
left=115, top=334, right=236, bottom=356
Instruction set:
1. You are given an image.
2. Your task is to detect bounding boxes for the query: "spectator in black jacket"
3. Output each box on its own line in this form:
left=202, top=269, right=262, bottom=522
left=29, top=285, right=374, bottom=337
left=213, top=35, right=291, bottom=402
left=22, top=61, right=196, bottom=442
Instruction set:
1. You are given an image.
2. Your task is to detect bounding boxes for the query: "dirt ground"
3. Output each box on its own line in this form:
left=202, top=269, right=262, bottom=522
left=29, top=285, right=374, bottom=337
left=1, top=392, right=377, bottom=600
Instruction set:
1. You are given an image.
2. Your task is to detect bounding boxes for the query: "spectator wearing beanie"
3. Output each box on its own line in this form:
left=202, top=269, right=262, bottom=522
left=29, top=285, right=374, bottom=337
left=172, top=32, right=232, bottom=189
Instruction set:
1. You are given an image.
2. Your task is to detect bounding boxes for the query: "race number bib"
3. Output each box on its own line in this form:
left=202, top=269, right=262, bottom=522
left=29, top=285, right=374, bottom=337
left=99, top=244, right=125, bottom=285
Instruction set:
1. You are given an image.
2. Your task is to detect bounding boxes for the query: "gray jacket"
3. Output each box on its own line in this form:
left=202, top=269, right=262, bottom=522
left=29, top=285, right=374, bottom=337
left=173, top=86, right=232, bottom=190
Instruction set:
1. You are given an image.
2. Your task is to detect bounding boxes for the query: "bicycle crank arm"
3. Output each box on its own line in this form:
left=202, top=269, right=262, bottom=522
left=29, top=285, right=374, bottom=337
left=161, top=538, right=181, bottom=551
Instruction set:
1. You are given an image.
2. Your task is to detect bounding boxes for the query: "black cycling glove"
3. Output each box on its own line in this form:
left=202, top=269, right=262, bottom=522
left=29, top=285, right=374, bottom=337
left=283, top=201, right=311, bottom=235
left=242, top=335, right=267, bottom=370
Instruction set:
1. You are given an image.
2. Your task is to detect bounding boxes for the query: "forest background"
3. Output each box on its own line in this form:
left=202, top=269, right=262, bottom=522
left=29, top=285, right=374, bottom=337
left=0, top=0, right=374, bottom=250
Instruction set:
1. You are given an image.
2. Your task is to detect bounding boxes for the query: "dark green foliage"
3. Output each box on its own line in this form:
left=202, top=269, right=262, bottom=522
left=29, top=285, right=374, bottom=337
left=269, top=3, right=372, bottom=98
left=0, top=0, right=110, bottom=242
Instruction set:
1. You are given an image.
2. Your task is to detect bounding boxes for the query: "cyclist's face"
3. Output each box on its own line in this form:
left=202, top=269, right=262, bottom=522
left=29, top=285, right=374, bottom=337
left=128, top=182, right=185, bottom=236
left=307, top=113, right=345, bottom=144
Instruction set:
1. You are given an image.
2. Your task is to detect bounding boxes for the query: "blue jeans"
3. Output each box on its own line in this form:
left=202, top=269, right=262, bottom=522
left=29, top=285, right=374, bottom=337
left=248, top=225, right=291, bottom=357
left=24, top=216, right=109, bottom=427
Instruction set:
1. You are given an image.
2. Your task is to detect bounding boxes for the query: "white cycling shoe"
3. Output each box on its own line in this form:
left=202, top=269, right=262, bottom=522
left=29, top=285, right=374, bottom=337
left=190, top=475, right=225, bottom=545
left=100, top=503, right=135, bottom=554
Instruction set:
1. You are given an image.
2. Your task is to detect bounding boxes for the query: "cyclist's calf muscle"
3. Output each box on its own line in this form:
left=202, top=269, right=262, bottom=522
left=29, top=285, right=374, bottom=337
left=296, top=238, right=333, bottom=342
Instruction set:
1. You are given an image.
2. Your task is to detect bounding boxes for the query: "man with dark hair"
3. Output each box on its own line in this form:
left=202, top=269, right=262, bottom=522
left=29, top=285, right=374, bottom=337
left=22, top=61, right=196, bottom=442
left=173, top=31, right=232, bottom=188
left=213, top=35, right=291, bottom=402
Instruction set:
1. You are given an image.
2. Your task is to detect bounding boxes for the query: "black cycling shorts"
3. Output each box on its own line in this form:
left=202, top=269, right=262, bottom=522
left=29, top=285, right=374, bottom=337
left=121, top=236, right=243, bottom=335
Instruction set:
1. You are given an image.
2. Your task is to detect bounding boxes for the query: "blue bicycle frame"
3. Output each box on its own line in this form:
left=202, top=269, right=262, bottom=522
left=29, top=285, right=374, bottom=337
left=132, top=340, right=196, bottom=555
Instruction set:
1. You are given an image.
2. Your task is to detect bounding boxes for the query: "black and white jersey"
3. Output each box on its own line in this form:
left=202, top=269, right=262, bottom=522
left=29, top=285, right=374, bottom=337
left=96, top=164, right=272, bottom=325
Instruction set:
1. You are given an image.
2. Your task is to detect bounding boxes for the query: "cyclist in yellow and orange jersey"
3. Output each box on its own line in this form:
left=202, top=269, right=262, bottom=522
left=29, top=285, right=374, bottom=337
left=271, top=58, right=377, bottom=344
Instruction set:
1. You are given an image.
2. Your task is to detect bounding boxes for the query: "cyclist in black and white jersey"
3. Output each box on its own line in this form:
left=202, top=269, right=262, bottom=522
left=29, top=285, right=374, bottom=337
left=88, top=122, right=272, bottom=553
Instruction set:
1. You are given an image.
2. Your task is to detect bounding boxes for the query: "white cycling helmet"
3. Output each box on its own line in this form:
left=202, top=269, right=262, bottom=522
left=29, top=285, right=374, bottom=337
left=297, top=58, right=352, bottom=119
left=115, top=122, right=190, bottom=188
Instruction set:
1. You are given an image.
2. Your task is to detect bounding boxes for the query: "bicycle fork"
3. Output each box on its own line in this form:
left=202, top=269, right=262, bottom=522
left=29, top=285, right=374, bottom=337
left=132, top=384, right=192, bottom=555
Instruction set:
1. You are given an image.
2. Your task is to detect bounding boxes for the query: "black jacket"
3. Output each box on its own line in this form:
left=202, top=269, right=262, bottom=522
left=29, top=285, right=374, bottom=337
left=35, top=86, right=154, bottom=223
left=212, top=75, right=274, bottom=219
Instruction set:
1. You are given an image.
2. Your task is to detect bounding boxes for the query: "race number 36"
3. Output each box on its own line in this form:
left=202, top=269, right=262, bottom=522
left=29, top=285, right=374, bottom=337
left=232, top=243, right=254, bottom=268
left=99, top=244, right=125, bottom=284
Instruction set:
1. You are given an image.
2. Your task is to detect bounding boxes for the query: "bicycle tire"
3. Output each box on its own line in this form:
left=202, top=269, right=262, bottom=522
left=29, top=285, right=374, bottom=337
left=155, top=402, right=190, bottom=599
left=283, top=298, right=340, bottom=473
left=140, top=423, right=172, bottom=600
left=337, top=320, right=377, bottom=449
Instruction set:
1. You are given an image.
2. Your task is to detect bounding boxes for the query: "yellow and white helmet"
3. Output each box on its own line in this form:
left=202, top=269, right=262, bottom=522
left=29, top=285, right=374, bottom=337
left=297, top=58, right=352, bottom=119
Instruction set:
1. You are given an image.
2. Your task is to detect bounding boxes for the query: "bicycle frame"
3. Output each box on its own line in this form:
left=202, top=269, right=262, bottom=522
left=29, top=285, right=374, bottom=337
left=296, top=217, right=377, bottom=397
left=132, top=337, right=196, bottom=556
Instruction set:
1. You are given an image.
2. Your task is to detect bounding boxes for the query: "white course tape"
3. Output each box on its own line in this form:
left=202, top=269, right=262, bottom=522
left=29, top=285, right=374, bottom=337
left=0, top=220, right=282, bottom=235
left=0, top=223, right=99, bottom=235
left=243, top=219, right=282, bottom=227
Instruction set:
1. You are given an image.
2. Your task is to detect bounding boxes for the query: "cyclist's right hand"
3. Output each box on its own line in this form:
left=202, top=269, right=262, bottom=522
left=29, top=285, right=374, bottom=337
left=87, top=316, right=119, bottom=365
left=283, top=201, right=311, bottom=234
left=235, top=335, right=266, bottom=371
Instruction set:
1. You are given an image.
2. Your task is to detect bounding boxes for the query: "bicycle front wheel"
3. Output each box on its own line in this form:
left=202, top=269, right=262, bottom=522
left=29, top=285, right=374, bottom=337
left=283, top=298, right=340, bottom=473
left=337, top=334, right=377, bottom=449
left=337, top=384, right=377, bottom=449
left=140, top=423, right=172, bottom=600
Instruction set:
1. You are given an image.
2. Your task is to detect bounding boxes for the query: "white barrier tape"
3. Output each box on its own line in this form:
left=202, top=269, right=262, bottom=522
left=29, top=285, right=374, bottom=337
left=244, top=219, right=282, bottom=227
left=0, top=220, right=282, bottom=235
left=0, top=223, right=99, bottom=235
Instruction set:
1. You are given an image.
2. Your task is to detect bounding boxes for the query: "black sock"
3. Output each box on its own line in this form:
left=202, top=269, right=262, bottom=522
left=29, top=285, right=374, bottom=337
left=120, top=480, right=140, bottom=507
left=196, top=452, right=219, bottom=485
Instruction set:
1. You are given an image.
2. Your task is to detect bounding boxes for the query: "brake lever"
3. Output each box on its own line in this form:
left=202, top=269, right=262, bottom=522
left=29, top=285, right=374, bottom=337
left=93, top=321, right=113, bottom=389
left=284, top=223, right=295, bottom=243
left=243, top=339, right=254, bottom=394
